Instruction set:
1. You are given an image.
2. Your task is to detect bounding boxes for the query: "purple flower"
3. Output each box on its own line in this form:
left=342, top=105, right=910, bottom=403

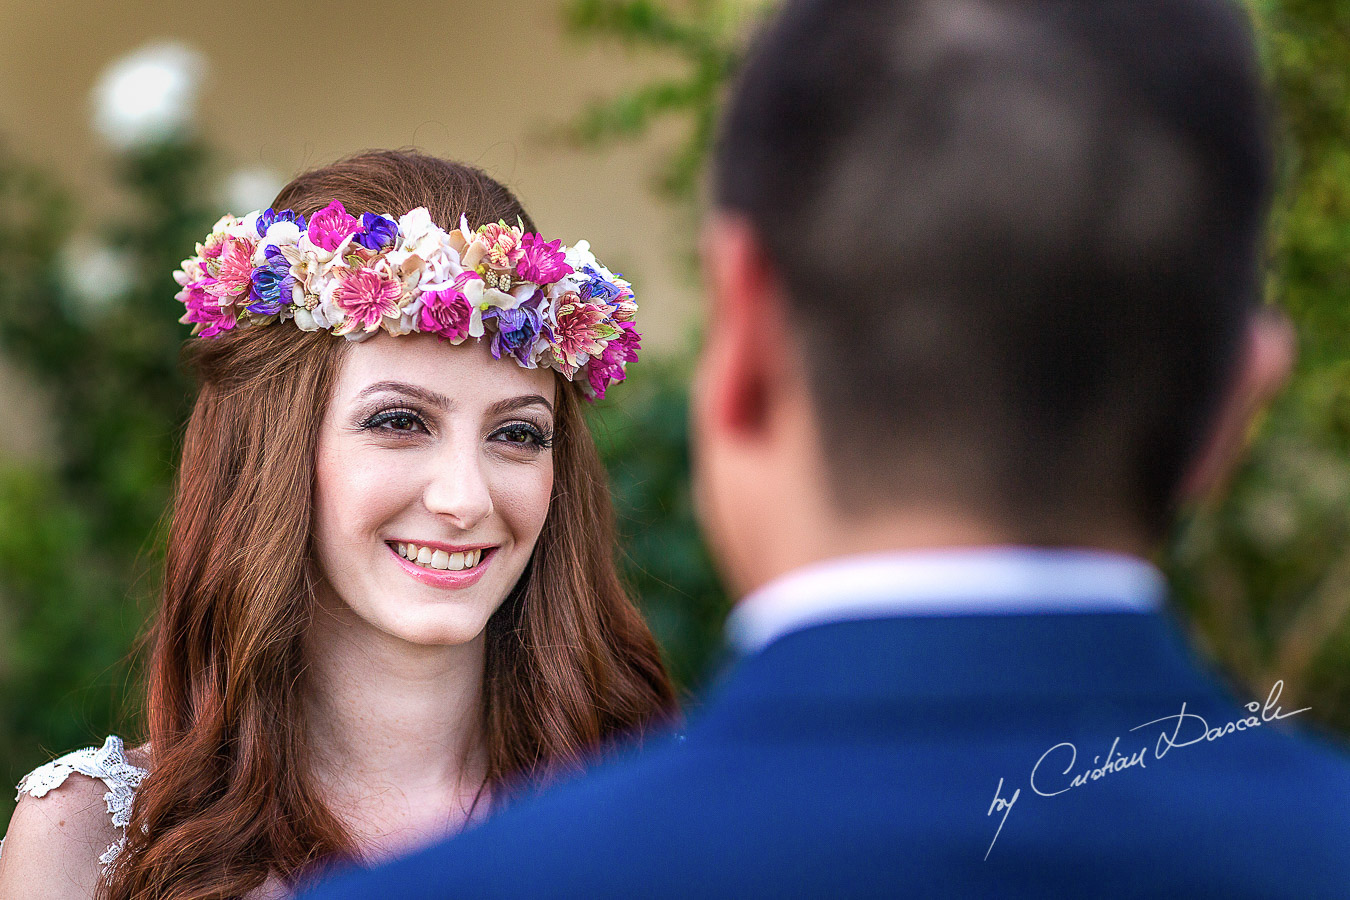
left=483, top=298, right=544, bottom=365
left=247, top=244, right=295, bottom=315
left=308, top=200, right=362, bottom=252
left=354, top=212, right=398, bottom=251
left=419, top=273, right=479, bottom=341
left=578, top=265, right=625, bottom=304
left=255, top=207, right=307, bottom=237
left=516, top=233, right=573, bottom=284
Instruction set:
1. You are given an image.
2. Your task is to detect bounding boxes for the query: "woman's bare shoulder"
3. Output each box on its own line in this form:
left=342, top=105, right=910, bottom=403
left=0, top=737, right=149, bottom=897
left=0, top=771, right=120, bottom=898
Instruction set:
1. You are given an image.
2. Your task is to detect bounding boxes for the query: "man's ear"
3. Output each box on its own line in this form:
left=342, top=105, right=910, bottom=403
left=696, top=214, right=792, bottom=438
left=1178, top=307, right=1296, bottom=503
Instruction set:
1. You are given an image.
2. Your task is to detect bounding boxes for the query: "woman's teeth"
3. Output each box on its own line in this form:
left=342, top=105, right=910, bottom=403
left=395, top=543, right=484, bottom=571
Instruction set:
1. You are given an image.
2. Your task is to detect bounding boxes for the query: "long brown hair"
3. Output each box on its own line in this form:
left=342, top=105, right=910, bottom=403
left=106, top=151, right=676, bottom=900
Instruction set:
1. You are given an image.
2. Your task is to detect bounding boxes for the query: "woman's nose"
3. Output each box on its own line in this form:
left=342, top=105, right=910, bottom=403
left=422, top=444, right=494, bottom=531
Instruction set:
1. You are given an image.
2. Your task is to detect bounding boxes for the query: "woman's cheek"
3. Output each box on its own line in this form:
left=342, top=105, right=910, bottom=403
left=494, top=460, right=554, bottom=546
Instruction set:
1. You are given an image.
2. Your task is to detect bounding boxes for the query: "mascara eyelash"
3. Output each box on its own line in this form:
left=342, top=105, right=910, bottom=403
left=498, top=422, right=555, bottom=449
left=358, top=407, right=426, bottom=432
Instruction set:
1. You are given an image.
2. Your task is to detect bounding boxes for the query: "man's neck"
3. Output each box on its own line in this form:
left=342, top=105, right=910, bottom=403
left=730, top=509, right=1150, bottom=602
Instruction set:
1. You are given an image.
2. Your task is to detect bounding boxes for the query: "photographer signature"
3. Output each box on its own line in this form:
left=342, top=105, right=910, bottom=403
left=984, top=680, right=1310, bottom=860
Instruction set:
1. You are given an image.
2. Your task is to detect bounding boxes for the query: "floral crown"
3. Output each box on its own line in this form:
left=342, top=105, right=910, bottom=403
left=173, top=201, right=640, bottom=399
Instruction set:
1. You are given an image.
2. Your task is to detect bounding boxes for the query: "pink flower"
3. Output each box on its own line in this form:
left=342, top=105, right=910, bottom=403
left=178, top=281, right=237, bottom=338
left=477, top=222, right=524, bottom=270
left=206, top=237, right=257, bottom=300
left=516, top=233, right=573, bottom=285
left=609, top=291, right=638, bottom=323
left=308, top=200, right=362, bottom=253
left=418, top=272, right=480, bottom=341
left=333, top=268, right=403, bottom=334
left=550, top=298, right=619, bottom=377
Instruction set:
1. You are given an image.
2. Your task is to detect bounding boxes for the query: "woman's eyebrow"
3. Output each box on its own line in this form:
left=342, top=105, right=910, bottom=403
left=356, top=381, right=453, bottom=409
left=488, top=394, right=554, bottom=417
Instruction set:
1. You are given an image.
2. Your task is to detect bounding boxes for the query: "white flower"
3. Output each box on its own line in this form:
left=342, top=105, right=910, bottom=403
left=206, top=214, right=239, bottom=242
left=386, top=242, right=463, bottom=296
left=92, top=42, right=205, bottom=150
left=292, top=307, right=321, bottom=332
left=481, top=282, right=533, bottom=313
left=306, top=277, right=350, bottom=332
left=446, top=214, right=475, bottom=257
left=280, top=236, right=351, bottom=302
left=563, top=239, right=599, bottom=275
left=421, top=242, right=465, bottom=287
left=173, top=258, right=206, bottom=286
left=251, top=221, right=302, bottom=264
left=396, top=208, right=446, bottom=259
left=235, top=211, right=261, bottom=238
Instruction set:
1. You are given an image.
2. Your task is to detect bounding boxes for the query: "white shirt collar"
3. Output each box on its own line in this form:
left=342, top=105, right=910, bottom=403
left=725, top=546, right=1166, bottom=655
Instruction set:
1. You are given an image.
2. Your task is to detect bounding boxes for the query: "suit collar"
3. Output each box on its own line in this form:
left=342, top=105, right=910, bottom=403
left=694, top=609, right=1232, bottom=732
left=726, top=548, right=1166, bottom=655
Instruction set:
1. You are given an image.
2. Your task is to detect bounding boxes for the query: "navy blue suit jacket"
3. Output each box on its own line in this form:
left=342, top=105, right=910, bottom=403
left=301, top=610, right=1350, bottom=898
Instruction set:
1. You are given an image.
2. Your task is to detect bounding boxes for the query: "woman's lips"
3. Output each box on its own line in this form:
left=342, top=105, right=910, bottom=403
left=388, top=543, right=495, bottom=589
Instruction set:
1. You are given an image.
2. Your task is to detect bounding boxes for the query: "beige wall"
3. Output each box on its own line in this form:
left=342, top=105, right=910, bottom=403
left=0, top=0, right=702, bottom=353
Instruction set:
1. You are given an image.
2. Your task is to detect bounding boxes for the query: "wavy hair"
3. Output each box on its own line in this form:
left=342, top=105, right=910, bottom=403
left=105, top=151, right=676, bottom=899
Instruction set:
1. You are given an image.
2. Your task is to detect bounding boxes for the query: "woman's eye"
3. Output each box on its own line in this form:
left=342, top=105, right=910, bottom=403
left=362, top=409, right=428, bottom=434
left=493, top=424, right=553, bottom=449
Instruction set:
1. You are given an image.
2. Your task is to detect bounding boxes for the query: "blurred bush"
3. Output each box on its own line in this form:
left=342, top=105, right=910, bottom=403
left=0, top=0, right=1345, bottom=825
left=1167, top=0, right=1350, bottom=732
left=0, top=142, right=212, bottom=817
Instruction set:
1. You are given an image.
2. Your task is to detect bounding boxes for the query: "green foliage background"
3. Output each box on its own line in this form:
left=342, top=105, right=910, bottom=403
left=0, top=0, right=1346, bottom=823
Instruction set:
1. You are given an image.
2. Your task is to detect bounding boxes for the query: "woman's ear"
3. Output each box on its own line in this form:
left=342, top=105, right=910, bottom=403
left=1178, top=307, right=1296, bottom=503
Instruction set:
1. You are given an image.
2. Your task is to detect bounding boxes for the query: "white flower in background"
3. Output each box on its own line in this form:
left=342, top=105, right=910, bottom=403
left=91, top=42, right=207, bottom=150
left=60, top=237, right=135, bottom=319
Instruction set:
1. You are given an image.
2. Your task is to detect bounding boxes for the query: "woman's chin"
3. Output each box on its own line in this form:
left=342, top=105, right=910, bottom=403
left=385, top=616, right=491, bottom=648
left=355, top=598, right=498, bottom=648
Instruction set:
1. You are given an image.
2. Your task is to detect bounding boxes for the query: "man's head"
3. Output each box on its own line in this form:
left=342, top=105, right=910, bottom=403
left=694, top=0, right=1292, bottom=595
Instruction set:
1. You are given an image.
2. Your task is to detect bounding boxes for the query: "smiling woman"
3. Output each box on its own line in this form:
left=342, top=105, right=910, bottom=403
left=0, top=151, right=676, bottom=900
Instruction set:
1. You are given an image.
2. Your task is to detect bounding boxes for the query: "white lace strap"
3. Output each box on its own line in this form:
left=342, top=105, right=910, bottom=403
left=13, top=735, right=149, bottom=869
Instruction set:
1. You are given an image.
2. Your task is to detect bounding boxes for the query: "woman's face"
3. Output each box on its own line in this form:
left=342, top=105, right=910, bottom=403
left=313, top=332, right=557, bottom=646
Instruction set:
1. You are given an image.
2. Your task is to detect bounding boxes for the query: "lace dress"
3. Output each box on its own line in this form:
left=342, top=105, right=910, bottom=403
left=1, top=735, right=148, bottom=873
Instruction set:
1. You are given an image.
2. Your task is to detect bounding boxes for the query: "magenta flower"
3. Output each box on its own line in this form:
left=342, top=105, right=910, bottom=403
left=333, top=268, right=403, bottom=334
left=418, top=272, right=479, bottom=341
left=607, top=320, right=642, bottom=365
left=586, top=321, right=641, bottom=399
left=178, top=281, right=237, bottom=338
left=516, top=233, right=573, bottom=284
left=206, top=237, right=257, bottom=301
left=308, top=200, right=362, bottom=253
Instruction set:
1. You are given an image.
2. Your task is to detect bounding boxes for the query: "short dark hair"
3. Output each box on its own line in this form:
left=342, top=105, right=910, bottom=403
left=714, top=0, right=1274, bottom=539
